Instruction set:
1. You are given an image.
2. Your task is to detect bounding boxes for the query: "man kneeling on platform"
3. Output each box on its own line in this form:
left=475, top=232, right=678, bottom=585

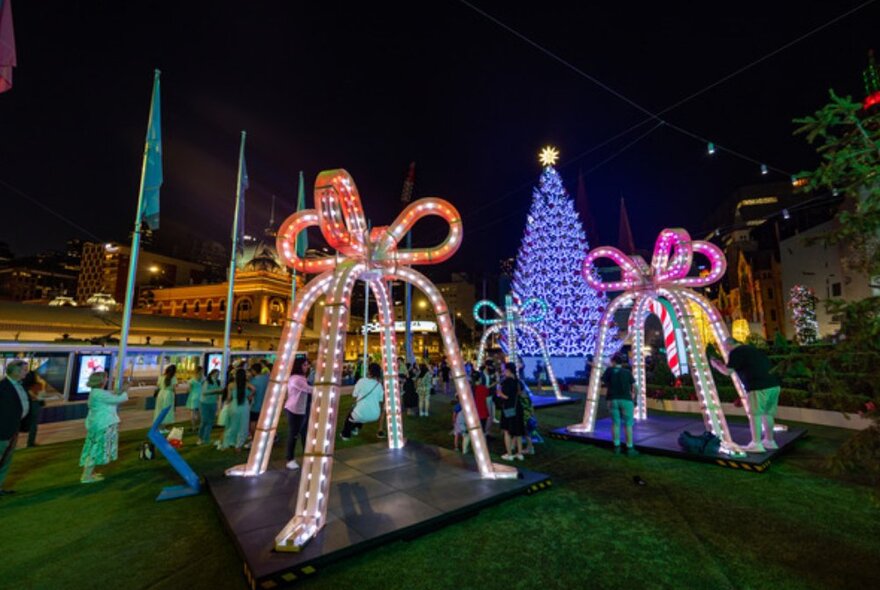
left=603, top=354, right=638, bottom=456
left=711, top=338, right=781, bottom=453
left=341, top=363, right=384, bottom=441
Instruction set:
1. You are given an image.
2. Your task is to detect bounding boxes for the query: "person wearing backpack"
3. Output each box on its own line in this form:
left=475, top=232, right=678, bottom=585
left=341, top=363, right=384, bottom=440
left=602, top=354, right=639, bottom=456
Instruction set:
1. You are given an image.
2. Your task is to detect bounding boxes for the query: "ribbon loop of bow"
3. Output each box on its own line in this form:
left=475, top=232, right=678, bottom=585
left=277, top=170, right=463, bottom=274
left=474, top=295, right=548, bottom=326
left=582, top=228, right=726, bottom=293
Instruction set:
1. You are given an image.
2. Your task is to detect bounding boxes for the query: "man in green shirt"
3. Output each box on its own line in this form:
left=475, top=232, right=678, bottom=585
left=711, top=338, right=781, bottom=453
left=602, top=353, right=638, bottom=456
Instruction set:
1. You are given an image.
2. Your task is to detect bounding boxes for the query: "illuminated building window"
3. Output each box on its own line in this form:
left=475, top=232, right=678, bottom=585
left=736, top=197, right=778, bottom=211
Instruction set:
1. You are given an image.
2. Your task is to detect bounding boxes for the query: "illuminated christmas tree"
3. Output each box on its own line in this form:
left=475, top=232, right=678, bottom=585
left=788, top=285, right=819, bottom=345
left=511, top=147, right=617, bottom=357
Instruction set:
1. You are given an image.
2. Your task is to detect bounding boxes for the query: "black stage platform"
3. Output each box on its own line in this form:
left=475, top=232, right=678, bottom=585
left=525, top=385, right=580, bottom=409
left=208, top=442, right=551, bottom=589
left=530, top=393, right=579, bottom=409
left=550, top=414, right=807, bottom=472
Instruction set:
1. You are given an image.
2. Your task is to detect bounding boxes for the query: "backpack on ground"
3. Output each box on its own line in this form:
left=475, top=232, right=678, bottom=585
left=677, top=430, right=721, bottom=455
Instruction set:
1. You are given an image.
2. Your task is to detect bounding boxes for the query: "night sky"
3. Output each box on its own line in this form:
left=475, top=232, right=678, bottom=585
left=1, top=1, right=877, bottom=275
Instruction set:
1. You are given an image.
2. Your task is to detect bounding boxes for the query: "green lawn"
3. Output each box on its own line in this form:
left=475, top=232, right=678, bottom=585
left=1, top=397, right=878, bottom=590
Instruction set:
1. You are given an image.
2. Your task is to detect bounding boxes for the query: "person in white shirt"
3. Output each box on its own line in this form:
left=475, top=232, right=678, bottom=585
left=79, top=371, right=129, bottom=484
left=340, top=363, right=384, bottom=440
left=284, top=357, right=312, bottom=470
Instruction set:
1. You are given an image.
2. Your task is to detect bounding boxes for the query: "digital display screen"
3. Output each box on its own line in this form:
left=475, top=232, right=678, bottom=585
left=206, top=353, right=223, bottom=375
left=76, top=354, right=111, bottom=394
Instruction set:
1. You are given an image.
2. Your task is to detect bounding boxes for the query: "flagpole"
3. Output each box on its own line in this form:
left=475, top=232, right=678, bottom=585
left=222, top=131, right=247, bottom=383
left=115, top=69, right=160, bottom=391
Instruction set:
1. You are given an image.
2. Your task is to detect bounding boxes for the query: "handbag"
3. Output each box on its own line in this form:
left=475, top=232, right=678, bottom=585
left=502, top=407, right=517, bottom=418
left=139, top=441, right=156, bottom=460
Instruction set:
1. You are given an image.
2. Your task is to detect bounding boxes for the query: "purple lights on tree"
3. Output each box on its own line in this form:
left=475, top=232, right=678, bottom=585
left=511, top=160, right=616, bottom=357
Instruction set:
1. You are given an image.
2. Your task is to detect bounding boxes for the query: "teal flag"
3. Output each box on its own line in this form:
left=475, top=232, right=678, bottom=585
left=295, top=170, right=308, bottom=258
left=141, top=69, right=162, bottom=230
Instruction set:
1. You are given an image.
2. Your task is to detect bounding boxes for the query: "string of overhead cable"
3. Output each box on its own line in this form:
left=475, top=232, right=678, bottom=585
left=457, top=0, right=875, bottom=177
left=0, top=178, right=105, bottom=242
left=418, top=121, right=665, bottom=245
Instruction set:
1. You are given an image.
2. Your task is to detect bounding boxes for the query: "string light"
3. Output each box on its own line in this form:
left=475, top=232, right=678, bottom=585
left=707, top=142, right=716, bottom=155
left=761, top=164, right=768, bottom=175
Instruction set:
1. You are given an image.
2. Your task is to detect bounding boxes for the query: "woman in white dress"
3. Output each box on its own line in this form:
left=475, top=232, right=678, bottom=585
left=153, top=364, right=177, bottom=434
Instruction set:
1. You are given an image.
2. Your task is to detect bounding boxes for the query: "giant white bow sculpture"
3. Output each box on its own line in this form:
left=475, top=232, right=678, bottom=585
left=226, top=170, right=516, bottom=551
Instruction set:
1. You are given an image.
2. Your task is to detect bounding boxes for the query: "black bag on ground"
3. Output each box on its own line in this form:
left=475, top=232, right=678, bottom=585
left=677, top=430, right=721, bottom=455
left=139, top=441, right=156, bottom=460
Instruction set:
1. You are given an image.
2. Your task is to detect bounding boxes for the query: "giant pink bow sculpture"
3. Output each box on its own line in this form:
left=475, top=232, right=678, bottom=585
left=226, top=169, right=516, bottom=551
left=568, top=228, right=754, bottom=457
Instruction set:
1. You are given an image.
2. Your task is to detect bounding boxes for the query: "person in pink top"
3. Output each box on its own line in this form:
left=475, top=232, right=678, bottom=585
left=284, top=357, right=312, bottom=470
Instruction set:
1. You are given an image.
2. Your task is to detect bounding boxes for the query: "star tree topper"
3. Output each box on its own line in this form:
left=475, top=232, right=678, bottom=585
left=539, top=145, right=559, bottom=167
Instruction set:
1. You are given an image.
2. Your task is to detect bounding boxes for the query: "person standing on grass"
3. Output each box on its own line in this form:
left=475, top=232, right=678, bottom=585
left=22, top=371, right=47, bottom=448
left=602, top=353, right=638, bottom=456
left=220, top=368, right=254, bottom=452
left=402, top=363, right=419, bottom=416
left=198, top=369, right=223, bottom=445
left=341, top=363, right=384, bottom=440
left=452, top=395, right=470, bottom=454
left=470, top=369, right=490, bottom=433
left=185, top=366, right=205, bottom=434
left=248, top=361, right=270, bottom=441
left=711, top=337, right=781, bottom=453
left=284, top=357, right=312, bottom=470
left=482, top=362, right=500, bottom=434
left=498, top=362, right=525, bottom=461
left=520, top=387, right=538, bottom=455
left=153, top=364, right=177, bottom=434
left=0, top=360, right=33, bottom=496
left=440, top=358, right=451, bottom=395
left=79, top=371, right=128, bottom=484
left=416, top=363, right=432, bottom=417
